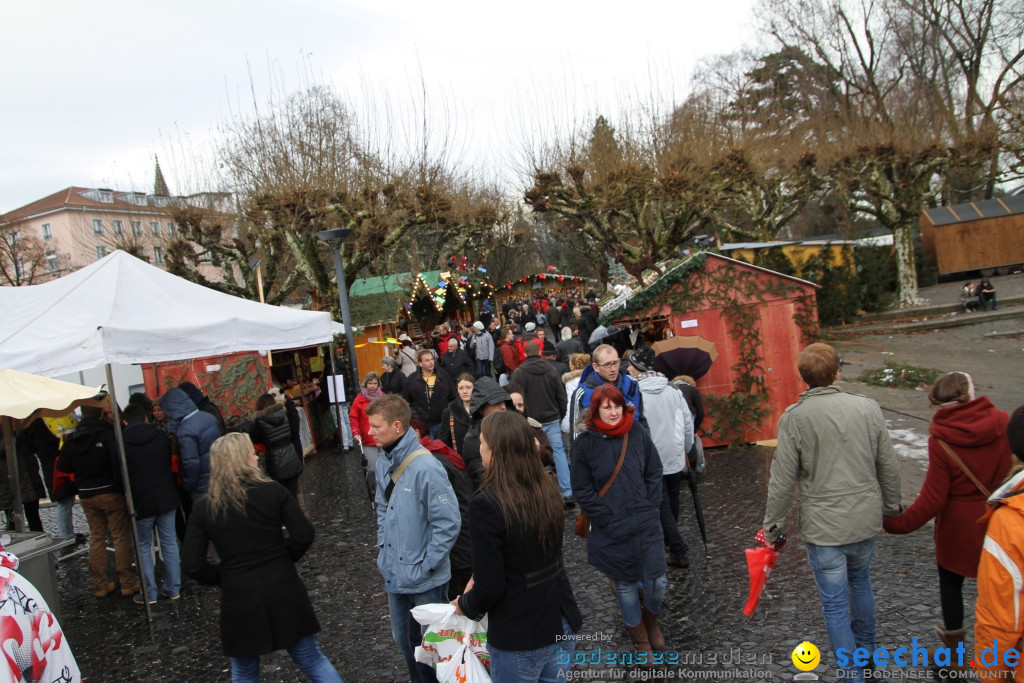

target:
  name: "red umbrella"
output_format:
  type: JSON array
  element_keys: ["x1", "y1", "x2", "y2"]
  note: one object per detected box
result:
[{"x1": 742, "y1": 533, "x2": 786, "y2": 617}]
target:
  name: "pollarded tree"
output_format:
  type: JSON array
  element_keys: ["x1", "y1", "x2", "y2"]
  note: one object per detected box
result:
[
  {"x1": 525, "y1": 111, "x2": 727, "y2": 287},
  {"x1": 166, "y1": 84, "x2": 504, "y2": 319},
  {"x1": 758, "y1": 0, "x2": 996, "y2": 306}
]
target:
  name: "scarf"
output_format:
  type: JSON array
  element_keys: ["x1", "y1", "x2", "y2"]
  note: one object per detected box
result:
[
  {"x1": 361, "y1": 386, "x2": 383, "y2": 401},
  {"x1": 591, "y1": 408, "x2": 634, "y2": 437}
]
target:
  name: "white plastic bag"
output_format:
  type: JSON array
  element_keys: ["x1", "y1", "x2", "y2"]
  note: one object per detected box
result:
[{"x1": 411, "y1": 603, "x2": 489, "y2": 683}]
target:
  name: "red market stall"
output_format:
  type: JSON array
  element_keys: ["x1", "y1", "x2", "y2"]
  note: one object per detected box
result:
[{"x1": 600, "y1": 252, "x2": 820, "y2": 447}]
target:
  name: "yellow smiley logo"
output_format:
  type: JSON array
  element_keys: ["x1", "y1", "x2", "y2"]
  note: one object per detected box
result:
[{"x1": 792, "y1": 641, "x2": 821, "y2": 671}]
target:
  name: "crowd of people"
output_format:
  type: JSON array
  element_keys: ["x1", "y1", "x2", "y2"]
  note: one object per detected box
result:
[{"x1": 7, "y1": 303, "x2": 1024, "y2": 682}]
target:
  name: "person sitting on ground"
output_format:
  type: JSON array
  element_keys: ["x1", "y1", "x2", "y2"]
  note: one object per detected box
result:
[
  {"x1": 182, "y1": 433, "x2": 343, "y2": 682},
  {"x1": 960, "y1": 282, "x2": 980, "y2": 311},
  {"x1": 977, "y1": 279, "x2": 997, "y2": 311}
]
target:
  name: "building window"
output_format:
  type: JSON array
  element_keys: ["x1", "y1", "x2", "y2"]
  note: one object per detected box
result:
[
  {"x1": 41, "y1": 223, "x2": 52, "y2": 240},
  {"x1": 95, "y1": 245, "x2": 108, "y2": 259},
  {"x1": 132, "y1": 220, "x2": 142, "y2": 236},
  {"x1": 150, "y1": 221, "x2": 160, "y2": 236},
  {"x1": 15, "y1": 258, "x2": 25, "y2": 279},
  {"x1": 166, "y1": 222, "x2": 176, "y2": 236},
  {"x1": 46, "y1": 250, "x2": 59, "y2": 272},
  {"x1": 152, "y1": 245, "x2": 165, "y2": 264},
  {"x1": 6, "y1": 231, "x2": 18, "y2": 246},
  {"x1": 92, "y1": 219, "x2": 104, "y2": 235},
  {"x1": 98, "y1": 190, "x2": 113, "y2": 203},
  {"x1": 112, "y1": 219, "x2": 124, "y2": 236}
]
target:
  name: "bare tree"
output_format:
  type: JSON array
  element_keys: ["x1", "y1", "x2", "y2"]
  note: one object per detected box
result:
[{"x1": 0, "y1": 219, "x2": 46, "y2": 286}]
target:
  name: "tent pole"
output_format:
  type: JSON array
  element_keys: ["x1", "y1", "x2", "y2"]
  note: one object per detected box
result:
[
  {"x1": 329, "y1": 342, "x2": 343, "y2": 452},
  {"x1": 2, "y1": 417, "x2": 26, "y2": 533},
  {"x1": 105, "y1": 364, "x2": 156, "y2": 634}
]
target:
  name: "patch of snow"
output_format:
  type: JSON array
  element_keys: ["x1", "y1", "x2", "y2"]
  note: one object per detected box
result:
[{"x1": 887, "y1": 425, "x2": 929, "y2": 461}]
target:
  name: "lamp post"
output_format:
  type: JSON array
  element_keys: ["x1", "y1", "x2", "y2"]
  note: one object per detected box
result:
[{"x1": 315, "y1": 229, "x2": 359, "y2": 400}]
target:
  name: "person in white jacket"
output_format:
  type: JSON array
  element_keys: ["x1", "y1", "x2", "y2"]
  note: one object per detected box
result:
[{"x1": 627, "y1": 345, "x2": 694, "y2": 568}]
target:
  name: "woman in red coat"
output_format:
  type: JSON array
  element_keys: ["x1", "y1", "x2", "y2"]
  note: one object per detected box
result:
[
  {"x1": 349, "y1": 372, "x2": 383, "y2": 501},
  {"x1": 884, "y1": 372, "x2": 1012, "y2": 653}
]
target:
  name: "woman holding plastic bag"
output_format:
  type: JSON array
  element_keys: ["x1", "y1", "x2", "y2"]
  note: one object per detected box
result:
[
  {"x1": 182, "y1": 433, "x2": 343, "y2": 682},
  {"x1": 454, "y1": 410, "x2": 582, "y2": 682}
]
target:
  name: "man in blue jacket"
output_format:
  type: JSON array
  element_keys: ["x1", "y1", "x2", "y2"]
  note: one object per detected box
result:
[
  {"x1": 567, "y1": 343, "x2": 645, "y2": 439},
  {"x1": 159, "y1": 387, "x2": 222, "y2": 499},
  {"x1": 368, "y1": 394, "x2": 460, "y2": 683}
]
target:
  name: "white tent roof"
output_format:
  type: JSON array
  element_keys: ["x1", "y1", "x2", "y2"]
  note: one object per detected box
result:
[{"x1": 0, "y1": 250, "x2": 334, "y2": 377}]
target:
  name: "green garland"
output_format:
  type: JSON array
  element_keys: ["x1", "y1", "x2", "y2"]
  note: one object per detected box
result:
[{"x1": 602, "y1": 251, "x2": 820, "y2": 446}]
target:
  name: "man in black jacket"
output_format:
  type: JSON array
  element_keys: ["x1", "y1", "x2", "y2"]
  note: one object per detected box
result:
[
  {"x1": 510, "y1": 340, "x2": 573, "y2": 505},
  {"x1": 122, "y1": 403, "x2": 181, "y2": 604},
  {"x1": 439, "y1": 337, "x2": 473, "y2": 380},
  {"x1": 58, "y1": 403, "x2": 140, "y2": 598},
  {"x1": 403, "y1": 348, "x2": 456, "y2": 441}
]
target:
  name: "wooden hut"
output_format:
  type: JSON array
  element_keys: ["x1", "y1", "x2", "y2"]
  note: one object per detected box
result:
[
  {"x1": 600, "y1": 252, "x2": 820, "y2": 448},
  {"x1": 920, "y1": 196, "x2": 1024, "y2": 276},
  {"x1": 496, "y1": 273, "x2": 592, "y2": 307},
  {"x1": 348, "y1": 273, "x2": 414, "y2": 377}
]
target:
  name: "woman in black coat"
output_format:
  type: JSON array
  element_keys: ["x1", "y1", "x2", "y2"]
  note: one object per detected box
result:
[
  {"x1": 439, "y1": 373, "x2": 475, "y2": 455},
  {"x1": 181, "y1": 433, "x2": 343, "y2": 682},
  {"x1": 570, "y1": 384, "x2": 667, "y2": 663},
  {"x1": 454, "y1": 411, "x2": 581, "y2": 682},
  {"x1": 252, "y1": 394, "x2": 304, "y2": 498}
]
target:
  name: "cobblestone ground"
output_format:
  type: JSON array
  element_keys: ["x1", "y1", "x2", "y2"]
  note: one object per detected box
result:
[{"x1": 49, "y1": 433, "x2": 960, "y2": 682}]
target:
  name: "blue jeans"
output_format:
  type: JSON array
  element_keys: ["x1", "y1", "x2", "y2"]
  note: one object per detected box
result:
[
  {"x1": 489, "y1": 617, "x2": 576, "y2": 683},
  {"x1": 614, "y1": 573, "x2": 668, "y2": 628},
  {"x1": 230, "y1": 634, "x2": 342, "y2": 682},
  {"x1": 541, "y1": 421, "x2": 572, "y2": 497},
  {"x1": 388, "y1": 584, "x2": 447, "y2": 683},
  {"x1": 56, "y1": 497, "x2": 75, "y2": 539},
  {"x1": 429, "y1": 424, "x2": 442, "y2": 441},
  {"x1": 136, "y1": 509, "x2": 181, "y2": 601},
  {"x1": 806, "y1": 538, "x2": 876, "y2": 681}
]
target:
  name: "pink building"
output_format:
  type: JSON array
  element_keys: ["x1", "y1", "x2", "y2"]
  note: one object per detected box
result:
[{"x1": 0, "y1": 164, "x2": 228, "y2": 283}]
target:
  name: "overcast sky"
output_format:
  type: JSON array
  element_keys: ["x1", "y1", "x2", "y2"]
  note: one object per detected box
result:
[{"x1": 0, "y1": 0, "x2": 758, "y2": 212}]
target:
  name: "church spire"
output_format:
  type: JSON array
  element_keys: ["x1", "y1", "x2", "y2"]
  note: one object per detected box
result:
[{"x1": 153, "y1": 155, "x2": 170, "y2": 197}]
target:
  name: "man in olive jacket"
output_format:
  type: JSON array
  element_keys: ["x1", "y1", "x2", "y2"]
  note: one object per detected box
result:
[{"x1": 762, "y1": 343, "x2": 901, "y2": 680}]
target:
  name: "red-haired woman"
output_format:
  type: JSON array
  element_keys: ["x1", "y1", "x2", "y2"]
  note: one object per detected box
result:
[{"x1": 570, "y1": 384, "x2": 667, "y2": 661}]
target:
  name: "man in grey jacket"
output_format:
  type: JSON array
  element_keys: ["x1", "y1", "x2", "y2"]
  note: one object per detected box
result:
[
  {"x1": 470, "y1": 320, "x2": 494, "y2": 379},
  {"x1": 762, "y1": 343, "x2": 902, "y2": 681},
  {"x1": 368, "y1": 394, "x2": 460, "y2": 683}
]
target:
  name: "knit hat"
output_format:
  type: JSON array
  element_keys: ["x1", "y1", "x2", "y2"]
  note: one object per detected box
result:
[
  {"x1": 473, "y1": 321, "x2": 485, "y2": 331},
  {"x1": 628, "y1": 345, "x2": 656, "y2": 373},
  {"x1": 525, "y1": 322, "x2": 536, "y2": 332},
  {"x1": 1008, "y1": 404, "x2": 1024, "y2": 457},
  {"x1": 398, "y1": 333, "x2": 412, "y2": 342}
]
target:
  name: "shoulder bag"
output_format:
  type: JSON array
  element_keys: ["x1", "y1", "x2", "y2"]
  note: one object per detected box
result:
[
  {"x1": 935, "y1": 438, "x2": 991, "y2": 498},
  {"x1": 574, "y1": 433, "x2": 629, "y2": 537}
]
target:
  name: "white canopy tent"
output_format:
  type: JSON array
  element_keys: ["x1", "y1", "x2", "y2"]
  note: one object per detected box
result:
[
  {"x1": 0, "y1": 250, "x2": 333, "y2": 377},
  {"x1": 0, "y1": 250, "x2": 335, "y2": 625}
]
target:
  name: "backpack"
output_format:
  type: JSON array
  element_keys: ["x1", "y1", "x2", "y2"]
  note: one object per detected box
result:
[{"x1": 493, "y1": 344, "x2": 508, "y2": 376}]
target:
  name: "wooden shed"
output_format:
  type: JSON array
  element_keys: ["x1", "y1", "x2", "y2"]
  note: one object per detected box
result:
[
  {"x1": 600, "y1": 252, "x2": 820, "y2": 448},
  {"x1": 920, "y1": 196, "x2": 1024, "y2": 276}
]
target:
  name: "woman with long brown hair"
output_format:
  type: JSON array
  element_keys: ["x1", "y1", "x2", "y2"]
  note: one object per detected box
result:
[
  {"x1": 571, "y1": 383, "x2": 667, "y2": 662},
  {"x1": 454, "y1": 411, "x2": 581, "y2": 682}
]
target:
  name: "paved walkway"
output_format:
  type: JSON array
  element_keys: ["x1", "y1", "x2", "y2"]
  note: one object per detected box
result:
[{"x1": 52, "y1": 440, "x2": 952, "y2": 682}]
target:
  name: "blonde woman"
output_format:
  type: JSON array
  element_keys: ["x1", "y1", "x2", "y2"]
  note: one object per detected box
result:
[{"x1": 182, "y1": 433, "x2": 343, "y2": 682}]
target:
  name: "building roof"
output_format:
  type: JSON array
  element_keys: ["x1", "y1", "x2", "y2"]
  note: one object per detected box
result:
[
  {"x1": 921, "y1": 196, "x2": 1024, "y2": 227},
  {"x1": 600, "y1": 251, "x2": 819, "y2": 323},
  {"x1": 0, "y1": 186, "x2": 232, "y2": 223}
]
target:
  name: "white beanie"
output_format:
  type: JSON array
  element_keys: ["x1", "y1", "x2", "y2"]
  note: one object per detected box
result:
[
  {"x1": 525, "y1": 322, "x2": 536, "y2": 332},
  {"x1": 473, "y1": 321, "x2": 485, "y2": 331}
]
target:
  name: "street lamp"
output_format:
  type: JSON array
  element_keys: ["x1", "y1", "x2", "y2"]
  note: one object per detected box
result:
[{"x1": 315, "y1": 229, "x2": 360, "y2": 401}]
